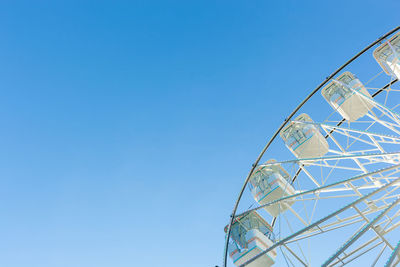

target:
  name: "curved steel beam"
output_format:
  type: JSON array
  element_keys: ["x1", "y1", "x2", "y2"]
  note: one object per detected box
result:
[{"x1": 223, "y1": 26, "x2": 400, "y2": 267}]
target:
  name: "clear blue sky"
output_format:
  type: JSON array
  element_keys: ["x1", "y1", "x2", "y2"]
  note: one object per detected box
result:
[{"x1": 0, "y1": 1, "x2": 399, "y2": 267}]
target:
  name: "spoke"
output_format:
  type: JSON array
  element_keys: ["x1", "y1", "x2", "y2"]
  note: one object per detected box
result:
[
  {"x1": 237, "y1": 164, "x2": 400, "y2": 217},
  {"x1": 321, "y1": 198, "x2": 400, "y2": 267},
  {"x1": 319, "y1": 123, "x2": 400, "y2": 143},
  {"x1": 257, "y1": 151, "x2": 400, "y2": 167},
  {"x1": 288, "y1": 187, "x2": 400, "y2": 244},
  {"x1": 239, "y1": 177, "x2": 400, "y2": 267},
  {"x1": 371, "y1": 243, "x2": 387, "y2": 267},
  {"x1": 282, "y1": 244, "x2": 308, "y2": 267},
  {"x1": 281, "y1": 212, "x2": 309, "y2": 265},
  {"x1": 330, "y1": 218, "x2": 400, "y2": 266},
  {"x1": 336, "y1": 241, "x2": 383, "y2": 266},
  {"x1": 353, "y1": 205, "x2": 394, "y2": 250}
]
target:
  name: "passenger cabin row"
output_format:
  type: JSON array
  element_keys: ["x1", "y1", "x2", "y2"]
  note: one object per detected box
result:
[
  {"x1": 226, "y1": 160, "x2": 295, "y2": 267},
  {"x1": 227, "y1": 32, "x2": 400, "y2": 267}
]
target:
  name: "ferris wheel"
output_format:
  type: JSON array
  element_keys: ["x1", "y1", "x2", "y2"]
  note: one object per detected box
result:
[{"x1": 223, "y1": 26, "x2": 400, "y2": 267}]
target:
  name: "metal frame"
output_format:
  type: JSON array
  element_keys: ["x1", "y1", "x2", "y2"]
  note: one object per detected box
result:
[{"x1": 223, "y1": 26, "x2": 400, "y2": 267}]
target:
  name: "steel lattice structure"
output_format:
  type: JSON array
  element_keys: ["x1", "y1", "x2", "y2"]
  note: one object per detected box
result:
[{"x1": 223, "y1": 26, "x2": 400, "y2": 267}]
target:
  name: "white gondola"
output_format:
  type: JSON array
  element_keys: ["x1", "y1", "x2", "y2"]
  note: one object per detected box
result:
[
  {"x1": 373, "y1": 31, "x2": 400, "y2": 79},
  {"x1": 249, "y1": 160, "x2": 295, "y2": 217},
  {"x1": 225, "y1": 211, "x2": 277, "y2": 267},
  {"x1": 280, "y1": 113, "x2": 329, "y2": 159},
  {"x1": 321, "y1": 71, "x2": 373, "y2": 121}
]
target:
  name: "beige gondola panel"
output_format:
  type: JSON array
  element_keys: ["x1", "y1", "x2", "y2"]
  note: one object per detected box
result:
[
  {"x1": 249, "y1": 160, "x2": 295, "y2": 217},
  {"x1": 321, "y1": 71, "x2": 373, "y2": 121},
  {"x1": 225, "y1": 211, "x2": 277, "y2": 267},
  {"x1": 374, "y1": 31, "x2": 400, "y2": 79},
  {"x1": 280, "y1": 113, "x2": 329, "y2": 159}
]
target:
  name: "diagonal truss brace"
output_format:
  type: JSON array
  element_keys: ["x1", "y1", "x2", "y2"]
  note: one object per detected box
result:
[
  {"x1": 239, "y1": 176, "x2": 400, "y2": 267},
  {"x1": 236, "y1": 163, "x2": 400, "y2": 217},
  {"x1": 321, "y1": 197, "x2": 400, "y2": 267}
]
